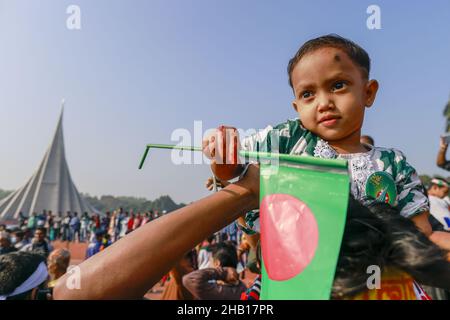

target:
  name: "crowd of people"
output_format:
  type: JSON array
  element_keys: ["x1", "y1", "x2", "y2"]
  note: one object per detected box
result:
[
  {"x1": 0, "y1": 206, "x2": 246, "y2": 300},
  {"x1": 158, "y1": 233, "x2": 255, "y2": 300},
  {"x1": 13, "y1": 208, "x2": 166, "y2": 244},
  {"x1": 0, "y1": 208, "x2": 171, "y2": 272}
]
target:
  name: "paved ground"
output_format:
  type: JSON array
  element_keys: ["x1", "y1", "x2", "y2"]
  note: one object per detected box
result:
[
  {"x1": 52, "y1": 240, "x2": 87, "y2": 265},
  {"x1": 52, "y1": 240, "x2": 257, "y2": 300}
]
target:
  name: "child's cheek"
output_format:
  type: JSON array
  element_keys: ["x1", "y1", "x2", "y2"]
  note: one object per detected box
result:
[{"x1": 298, "y1": 108, "x2": 315, "y2": 130}]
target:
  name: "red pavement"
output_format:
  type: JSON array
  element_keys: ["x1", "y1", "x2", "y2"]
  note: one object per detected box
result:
[{"x1": 52, "y1": 240, "x2": 88, "y2": 265}]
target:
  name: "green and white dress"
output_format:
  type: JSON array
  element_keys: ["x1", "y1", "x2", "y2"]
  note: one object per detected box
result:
[{"x1": 239, "y1": 118, "x2": 429, "y2": 234}]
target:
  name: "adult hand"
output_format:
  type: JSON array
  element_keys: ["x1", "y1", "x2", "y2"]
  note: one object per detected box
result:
[
  {"x1": 202, "y1": 133, "x2": 216, "y2": 160},
  {"x1": 203, "y1": 126, "x2": 245, "y2": 181},
  {"x1": 205, "y1": 176, "x2": 230, "y2": 191}
]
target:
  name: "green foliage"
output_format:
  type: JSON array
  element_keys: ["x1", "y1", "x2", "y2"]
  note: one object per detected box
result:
[
  {"x1": 0, "y1": 189, "x2": 12, "y2": 201},
  {"x1": 419, "y1": 174, "x2": 450, "y2": 189},
  {"x1": 419, "y1": 174, "x2": 432, "y2": 187},
  {"x1": 0, "y1": 188, "x2": 184, "y2": 214},
  {"x1": 81, "y1": 193, "x2": 185, "y2": 213}
]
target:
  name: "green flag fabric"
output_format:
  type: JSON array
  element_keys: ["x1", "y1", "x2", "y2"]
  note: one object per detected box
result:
[{"x1": 249, "y1": 152, "x2": 350, "y2": 300}]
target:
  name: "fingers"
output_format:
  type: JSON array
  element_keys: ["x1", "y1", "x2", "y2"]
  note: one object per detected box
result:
[
  {"x1": 205, "y1": 177, "x2": 217, "y2": 191},
  {"x1": 205, "y1": 177, "x2": 213, "y2": 188},
  {"x1": 202, "y1": 134, "x2": 216, "y2": 160},
  {"x1": 205, "y1": 176, "x2": 232, "y2": 191},
  {"x1": 203, "y1": 126, "x2": 240, "y2": 164}
]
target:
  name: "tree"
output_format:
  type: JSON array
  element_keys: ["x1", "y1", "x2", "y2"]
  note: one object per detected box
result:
[
  {"x1": 81, "y1": 193, "x2": 185, "y2": 214},
  {"x1": 0, "y1": 188, "x2": 184, "y2": 214},
  {"x1": 419, "y1": 174, "x2": 431, "y2": 187},
  {"x1": 0, "y1": 189, "x2": 12, "y2": 201}
]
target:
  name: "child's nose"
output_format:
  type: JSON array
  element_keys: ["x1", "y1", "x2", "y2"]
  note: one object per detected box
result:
[{"x1": 316, "y1": 95, "x2": 335, "y2": 112}]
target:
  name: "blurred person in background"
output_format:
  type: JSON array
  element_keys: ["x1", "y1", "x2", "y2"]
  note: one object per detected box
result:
[
  {"x1": 160, "y1": 249, "x2": 197, "y2": 300},
  {"x1": 11, "y1": 229, "x2": 29, "y2": 251},
  {"x1": 47, "y1": 248, "x2": 71, "y2": 289},
  {"x1": 21, "y1": 227, "x2": 53, "y2": 259},
  {"x1": 119, "y1": 212, "x2": 129, "y2": 239},
  {"x1": 197, "y1": 235, "x2": 215, "y2": 270},
  {"x1": 36, "y1": 210, "x2": 46, "y2": 228},
  {"x1": 69, "y1": 212, "x2": 81, "y2": 243},
  {"x1": 89, "y1": 214, "x2": 101, "y2": 242},
  {"x1": 101, "y1": 212, "x2": 111, "y2": 234},
  {"x1": 133, "y1": 212, "x2": 143, "y2": 231},
  {"x1": 237, "y1": 233, "x2": 251, "y2": 279},
  {"x1": 18, "y1": 212, "x2": 26, "y2": 228},
  {"x1": 428, "y1": 178, "x2": 450, "y2": 231},
  {"x1": 0, "y1": 231, "x2": 17, "y2": 255},
  {"x1": 437, "y1": 136, "x2": 450, "y2": 171},
  {"x1": 182, "y1": 241, "x2": 247, "y2": 300},
  {"x1": 52, "y1": 212, "x2": 62, "y2": 241},
  {"x1": 0, "y1": 252, "x2": 50, "y2": 300},
  {"x1": 27, "y1": 212, "x2": 37, "y2": 234},
  {"x1": 61, "y1": 212, "x2": 71, "y2": 241},
  {"x1": 86, "y1": 231, "x2": 105, "y2": 259},
  {"x1": 127, "y1": 213, "x2": 135, "y2": 234},
  {"x1": 80, "y1": 212, "x2": 90, "y2": 242}
]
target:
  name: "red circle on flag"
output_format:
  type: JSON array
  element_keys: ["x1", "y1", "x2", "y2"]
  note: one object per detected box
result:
[{"x1": 260, "y1": 194, "x2": 319, "y2": 281}]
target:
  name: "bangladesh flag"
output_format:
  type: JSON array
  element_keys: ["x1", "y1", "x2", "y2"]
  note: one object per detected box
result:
[{"x1": 244, "y1": 152, "x2": 350, "y2": 300}]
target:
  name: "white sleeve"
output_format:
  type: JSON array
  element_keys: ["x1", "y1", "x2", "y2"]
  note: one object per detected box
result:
[{"x1": 429, "y1": 197, "x2": 450, "y2": 230}]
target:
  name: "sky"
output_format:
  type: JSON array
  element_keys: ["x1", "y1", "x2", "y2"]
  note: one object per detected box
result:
[{"x1": 0, "y1": 0, "x2": 449, "y2": 205}]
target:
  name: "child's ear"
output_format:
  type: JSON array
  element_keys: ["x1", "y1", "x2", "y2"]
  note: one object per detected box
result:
[
  {"x1": 365, "y1": 80, "x2": 379, "y2": 108},
  {"x1": 292, "y1": 100, "x2": 299, "y2": 113}
]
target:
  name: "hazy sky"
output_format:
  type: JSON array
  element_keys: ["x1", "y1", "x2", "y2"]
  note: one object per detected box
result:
[{"x1": 1, "y1": 0, "x2": 449, "y2": 205}]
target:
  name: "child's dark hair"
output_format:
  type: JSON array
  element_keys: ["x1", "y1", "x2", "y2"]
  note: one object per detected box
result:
[
  {"x1": 332, "y1": 196, "x2": 450, "y2": 299},
  {"x1": 287, "y1": 34, "x2": 371, "y2": 89}
]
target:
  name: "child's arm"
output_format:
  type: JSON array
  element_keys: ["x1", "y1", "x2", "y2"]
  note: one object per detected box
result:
[
  {"x1": 429, "y1": 231, "x2": 450, "y2": 254},
  {"x1": 392, "y1": 150, "x2": 430, "y2": 224},
  {"x1": 410, "y1": 211, "x2": 432, "y2": 236},
  {"x1": 53, "y1": 165, "x2": 260, "y2": 300},
  {"x1": 416, "y1": 210, "x2": 450, "y2": 254}
]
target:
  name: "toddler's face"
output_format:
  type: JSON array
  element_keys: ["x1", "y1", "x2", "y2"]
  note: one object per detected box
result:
[{"x1": 291, "y1": 47, "x2": 378, "y2": 145}]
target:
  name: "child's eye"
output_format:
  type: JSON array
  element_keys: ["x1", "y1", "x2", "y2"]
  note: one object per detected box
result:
[
  {"x1": 301, "y1": 91, "x2": 313, "y2": 99},
  {"x1": 332, "y1": 81, "x2": 346, "y2": 91}
]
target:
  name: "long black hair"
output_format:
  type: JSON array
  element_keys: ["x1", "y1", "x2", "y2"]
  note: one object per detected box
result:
[{"x1": 332, "y1": 197, "x2": 450, "y2": 299}]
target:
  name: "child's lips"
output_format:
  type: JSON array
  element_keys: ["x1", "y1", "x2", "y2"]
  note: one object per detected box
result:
[{"x1": 319, "y1": 117, "x2": 340, "y2": 127}]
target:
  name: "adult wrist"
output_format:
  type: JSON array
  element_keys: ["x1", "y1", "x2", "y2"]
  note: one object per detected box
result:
[{"x1": 231, "y1": 181, "x2": 259, "y2": 212}]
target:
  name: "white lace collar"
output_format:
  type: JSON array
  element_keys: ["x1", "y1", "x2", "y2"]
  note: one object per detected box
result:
[
  {"x1": 313, "y1": 139, "x2": 374, "y2": 159},
  {"x1": 313, "y1": 139, "x2": 376, "y2": 200}
]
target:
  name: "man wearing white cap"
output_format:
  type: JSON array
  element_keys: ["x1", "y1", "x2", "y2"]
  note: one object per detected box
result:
[
  {"x1": 427, "y1": 178, "x2": 450, "y2": 231},
  {"x1": 0, "y1": 252, "x2": 49, "y2": 300}
]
